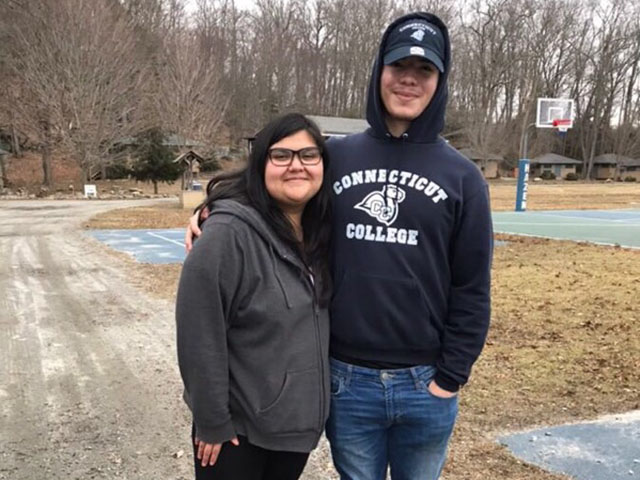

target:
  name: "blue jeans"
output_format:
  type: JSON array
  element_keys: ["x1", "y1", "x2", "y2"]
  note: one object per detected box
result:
[{"x1": 325, "y1": 358, "x2": 458, "y2": 480}]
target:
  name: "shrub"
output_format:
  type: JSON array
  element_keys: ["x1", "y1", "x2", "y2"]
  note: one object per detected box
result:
[
  {"x1": 540, "y1": 170, "x2": 556, "y2": 180},
  {"x1": 624, "y1": 176, "x2": 637, "y2": 182},
  {"x1": 565, "y1": 172, "x2": 579, "y2": 181}
]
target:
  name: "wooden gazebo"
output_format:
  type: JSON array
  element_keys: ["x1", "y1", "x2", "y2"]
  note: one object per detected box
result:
[{"x1": 173, "y1": 150, "x2": 205, "y2": 190}]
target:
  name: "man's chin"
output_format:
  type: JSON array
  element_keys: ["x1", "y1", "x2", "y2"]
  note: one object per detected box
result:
[{"x1": 389, "y1": 111, "x2": 420, "y2": 122}]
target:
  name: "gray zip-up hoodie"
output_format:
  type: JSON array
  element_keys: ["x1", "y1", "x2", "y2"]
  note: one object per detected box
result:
[{"x1": 176, "y1": 199, "x2": 330, "y2": 453}]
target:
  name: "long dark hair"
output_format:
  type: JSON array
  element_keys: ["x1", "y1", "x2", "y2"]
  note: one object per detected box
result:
[{"x1": 198, "y1": 113, "x2": 332, "y2": 304}]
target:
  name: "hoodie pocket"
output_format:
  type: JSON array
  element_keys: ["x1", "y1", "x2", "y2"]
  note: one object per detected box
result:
[
  {"x1": 331, "y1": 271, "x2": 438, "y2": 351},
  {"x1": 255, "y1": 368, "x2": 320, "y2": 434}
]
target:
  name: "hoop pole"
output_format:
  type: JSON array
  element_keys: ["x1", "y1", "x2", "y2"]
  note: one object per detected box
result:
[{"x1": 516, "y1": 123, "x2": 535, "y2": 212}]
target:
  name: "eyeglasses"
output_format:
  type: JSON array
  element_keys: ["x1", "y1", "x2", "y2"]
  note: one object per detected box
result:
[{"x1": 268, "y1": 147, "x2": 322, "y2": 166}]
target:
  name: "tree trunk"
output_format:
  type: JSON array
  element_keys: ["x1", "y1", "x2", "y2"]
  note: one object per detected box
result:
[
  {"x1": 42, "y1": 144, "x2": 53, "y2": 187},
  {"x1": 10, "y1": 120, "x2": 21, "y2": 157},
  {"x1": 153, "y1": 180, "x2": 158, "y2": 194},
  {"x1": 0, "y1": 155, "x2": 6, "y2": 190}
]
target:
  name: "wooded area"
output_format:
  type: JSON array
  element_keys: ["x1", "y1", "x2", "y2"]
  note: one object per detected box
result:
[{"x1": 1, "y1": 0, "x2": 639, "y2": 184}]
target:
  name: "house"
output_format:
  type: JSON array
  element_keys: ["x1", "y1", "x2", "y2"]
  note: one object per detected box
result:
[
  {"x1": 116, "y1": 134, "x2": 205, "y2": 150},
  {"x1": 306, "y1": 115, "x2": 369, "y2": 137},
  {"x1": 530, "y1": 153, "x2": 581, "y2": 179},
  {"x1": 593, "y1": 154, "x2": 640, "y2": 181},
  {"x1": 619, "y1": 157, "x2": 640, "y2": 181},
  {"x1": 245, "y1": 115, "x2": 369, "y2": 152},
  {"x1": 458, "y1": 148, "x2": 501, "y2": 179}
]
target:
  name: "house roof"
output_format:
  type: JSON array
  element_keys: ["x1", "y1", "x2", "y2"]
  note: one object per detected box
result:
[
  {"x1": 622, "y1": 158, "x2": 640, "y2": 167},
  {"x1": 593, "y1": 153, "x2": 638, "y2": 166},
  {"x1": 458, "y1": 148, "x2": 503, "y2": 162},
  {"x1": 117, "y1": 134, "x2": 205, "y2": 148},
  {"x1": 307, "y1": 115, "x2": 369, "y2": 136},
  {"x1": 531, "y1": 153, "x2": 581, "y2": 165}
]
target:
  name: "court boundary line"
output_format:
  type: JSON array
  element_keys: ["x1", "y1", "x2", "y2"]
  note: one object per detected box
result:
[
  {"x1": 493, "y1": 222, "x2": 638, "y2": 227},
  {"x1": 493, "y1": 230, "x2": 640, "y2": 250},
  {"x1": 146, "y1": 231, "x2": 185, "y2": 247}
]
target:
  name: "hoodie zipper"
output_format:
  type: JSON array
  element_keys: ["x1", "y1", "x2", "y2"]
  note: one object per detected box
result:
[
  {"x1": 305, "y1": 270, "x2": 325, "y2": 432},
  {"x1": 281, "y1": 254, "x2": 326, "y2": 432}
]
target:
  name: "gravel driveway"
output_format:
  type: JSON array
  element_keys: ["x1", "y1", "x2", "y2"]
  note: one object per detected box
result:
[{"x1": 0, "y1": 199, "x2": 337, "y2": 480}]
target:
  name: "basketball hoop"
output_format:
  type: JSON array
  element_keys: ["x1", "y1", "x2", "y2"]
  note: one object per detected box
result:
[{"x1": 552, "y1": 119, "x2": 571, "y2": 133}]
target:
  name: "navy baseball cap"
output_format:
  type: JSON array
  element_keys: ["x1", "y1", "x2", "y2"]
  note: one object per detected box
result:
[{"x1": 383, "y1": 19, "x2": 445, "y2": 72}]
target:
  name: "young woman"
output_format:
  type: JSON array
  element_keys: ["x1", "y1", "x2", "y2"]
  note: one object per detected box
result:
[{"x1": 176, "y1": 113, "x2": 332, "y2": 480}]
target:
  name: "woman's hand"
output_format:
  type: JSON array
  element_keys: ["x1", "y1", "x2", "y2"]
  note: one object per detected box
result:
[
  {"x1": 184, "y1": 207, "x2": 210, "y2": 252},
  {"x1": 194, "y1": 436, "x2": 239, "y2": 467},
  {"x1": 428, "y1": 380, "x2": 457, "y2": 399}
]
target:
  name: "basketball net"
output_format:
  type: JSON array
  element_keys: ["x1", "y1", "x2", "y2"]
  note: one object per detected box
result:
[{"x1": 552, "y1": 119, "x2": 571, "y2": 134}]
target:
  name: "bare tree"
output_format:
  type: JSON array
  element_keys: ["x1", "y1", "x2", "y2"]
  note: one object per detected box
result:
[
  {"x1": 2, "y1": 0, "x2": 149, "y2": 182},
  {"x1": 152, "y1": 28, "x2": 229, "y2": 150}
]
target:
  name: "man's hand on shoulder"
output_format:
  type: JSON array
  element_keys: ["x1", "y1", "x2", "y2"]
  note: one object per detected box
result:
[{"x1": 185, "y1": 207, "x2": 210, "y2": 252}]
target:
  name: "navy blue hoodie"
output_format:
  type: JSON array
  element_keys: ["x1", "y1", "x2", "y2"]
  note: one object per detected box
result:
[{"x1": 327, "y1": 12, "x2": 493, "y2": 392}]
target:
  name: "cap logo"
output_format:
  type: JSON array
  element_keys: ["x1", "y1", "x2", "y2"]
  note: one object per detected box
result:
[
  {"x1": 399, "y1": 22, "x2": 438, "y2": 36},
  {"x1": 410, "y1": 46, "x2": 425, "y2": 57},
  {"x1": 411, "y1": 30, "x2": 425, "y2": 42}
]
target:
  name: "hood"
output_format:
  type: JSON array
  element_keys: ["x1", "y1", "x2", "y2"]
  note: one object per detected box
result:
[
  {"x1": 366, "y1": 12, "x2": 451, "y2": 143},
  {"x1": 209, "y1": 199, "x2": 299, "y2": 263}
]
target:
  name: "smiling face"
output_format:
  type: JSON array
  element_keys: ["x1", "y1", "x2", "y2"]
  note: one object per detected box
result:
[
  {"x1": 380, "y1": 56, "x2": 439, "y2": 136},
  {"x1": 264, "y1": 129, "x2": 324, "y2": 214}
]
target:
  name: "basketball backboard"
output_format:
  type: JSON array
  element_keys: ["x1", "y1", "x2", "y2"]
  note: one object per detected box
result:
[{"x1": 536, "y1": 98, "x2": 574, "y2": 128}]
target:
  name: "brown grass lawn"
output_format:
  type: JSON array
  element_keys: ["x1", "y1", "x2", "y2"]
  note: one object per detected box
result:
[
  {"x1": 85, "y1": 181, "x2": 640, "y2": 231},
  {"x1": 86, "y1": 181, "x2": 640, "y2": 480}
]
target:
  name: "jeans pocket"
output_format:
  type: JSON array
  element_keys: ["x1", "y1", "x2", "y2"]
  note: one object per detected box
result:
[
  {"x1": 414, "y1": 367, "x2": 457, "y2": 400},
  {"x1": 424, "y1": 383, "x2": 458, "y2": 400},
  {"x1": 330, "y1": 373, "x2": 345, "y2": 396}
]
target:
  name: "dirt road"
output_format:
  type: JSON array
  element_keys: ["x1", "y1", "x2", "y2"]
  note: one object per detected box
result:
[
  {"x1": 0, "y1": 199, "x2": 335, "y2": 480},
  {"x1": 0, "y1": 199, "x2": 196, "y2": 479}
]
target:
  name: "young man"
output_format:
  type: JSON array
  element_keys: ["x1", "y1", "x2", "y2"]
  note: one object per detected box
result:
[
  {"x1": 323, "y1": 11, "x2": 492, "y2": 480},
  {"x1": 186, "y1": 12, "x2": 492, "y2": 480}
]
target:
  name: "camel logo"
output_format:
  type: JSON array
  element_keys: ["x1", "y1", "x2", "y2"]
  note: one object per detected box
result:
[
  {"x1": 355, "y1": 185, "x2": 406, "y2": 226},
  {"x1": 411, "y1": 29, "x2": 425, "y2": 42}
]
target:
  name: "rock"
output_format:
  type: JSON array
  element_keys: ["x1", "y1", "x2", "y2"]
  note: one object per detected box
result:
[{"x1": 172, "y1": 450, "x2": 184, "y2": 459}]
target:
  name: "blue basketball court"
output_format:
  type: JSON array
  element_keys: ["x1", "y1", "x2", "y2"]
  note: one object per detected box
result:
[
  {"x1": 88, "y1": 229, "x2": 186, "y2": 264},
  {"x1": 492, "y1": 209, "x2": 640, "y2": 249},
  {"x1": 88, "y1": 208, "x2": 640, "y2": 265}
]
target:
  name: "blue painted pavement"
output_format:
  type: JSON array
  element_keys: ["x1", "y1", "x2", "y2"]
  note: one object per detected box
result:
[
  {"x1": 88, "y1": 229, "x2": 186, "y2": 264},
  {"x1": 499, "y1": 411, "x2": 640, "y2": 480}
]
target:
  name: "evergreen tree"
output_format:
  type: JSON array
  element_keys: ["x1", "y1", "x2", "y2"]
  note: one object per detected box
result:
[{"x1": 130, "y1": 128, "x2": 181, "y2": 194}]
